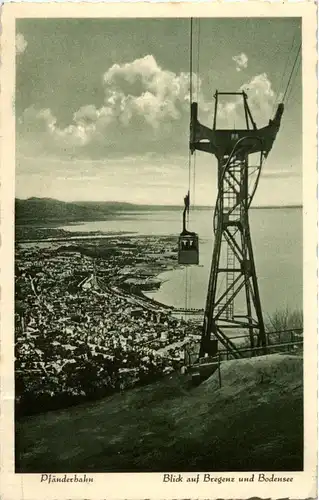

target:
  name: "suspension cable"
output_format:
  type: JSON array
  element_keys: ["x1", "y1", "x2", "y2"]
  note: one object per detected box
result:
[
  {"x1": 196, "y1": 18, "x2": 201, "y2": 102},
  {"x1": 192, "y1": 153, "x2": 196, "y2": 210},
  {"x1": 189, "y1": 18, "x2": 193, "y2": 114},
  {"x1": 184, "y1": 267, "x2": 188, "y2": 320},
  {"x1": 285, "y1": 56, "x2": 301, "y2": 106},
  {"x1": 273, "y1": 30, "x2": 297, "y2": 111},
  {"x1": 187, "y1": 17, "x2": 193, "y2": 225},
  {"x1": 282, "y1": 43, "x2": 301, "y2": 103},
  {"x1": 184, "y1": 17, "x2": 194, "y2": 315},
  {"x1": 192, "y1": 18, "x2": 200, "y2": 210},
  {"x1": 188, "y1": 18, "x2": 201, "y2": 313}
]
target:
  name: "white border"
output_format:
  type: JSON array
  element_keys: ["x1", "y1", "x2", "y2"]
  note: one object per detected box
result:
[{"x1": 1, "y1": 3, "x2": 317, "y2": 499}]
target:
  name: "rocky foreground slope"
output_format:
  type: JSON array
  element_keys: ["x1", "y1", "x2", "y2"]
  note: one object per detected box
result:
[{"x1": 16, "y1": 353, "x2": 303, "y2": 472}]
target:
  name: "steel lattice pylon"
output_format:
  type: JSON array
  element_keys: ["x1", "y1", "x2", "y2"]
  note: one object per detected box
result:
[{"x1": 190, "y1": 91, "x2": 284, "y2": 359}]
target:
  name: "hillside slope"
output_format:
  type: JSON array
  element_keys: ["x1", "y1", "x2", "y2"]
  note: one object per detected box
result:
[
  {"x1": 15, "y1": 198, "x2": 185, "y2": 224},
  {"x1": 15, "y1": 197, "x2": 111, "y2": 223},
  {"x1": 16, "y1": 354, "x2": 303, "y2": 472}
]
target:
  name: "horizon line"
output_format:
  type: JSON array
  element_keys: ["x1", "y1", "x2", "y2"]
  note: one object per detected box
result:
[{"x1": 15, "y1": 196, "x2": 303, "y2": 209}]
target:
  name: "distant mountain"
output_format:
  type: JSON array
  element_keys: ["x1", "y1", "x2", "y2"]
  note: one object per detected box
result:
[
  {"x1": 15, "y1": 197, "x2": 111, "y2": 224},
  {"x1": 15, "y1": 197, "x2": 302, "y2": 224},
  {"x1": 15, "y1": 198, "x2": 187, "y2": 224},
  {"x1": 72, "y1": 201, "x2": 186, "y2": 211}
]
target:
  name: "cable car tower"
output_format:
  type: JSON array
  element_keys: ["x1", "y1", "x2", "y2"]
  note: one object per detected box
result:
[{"x1": 189, "y1": 93, "x2": 284, "y2": 359}]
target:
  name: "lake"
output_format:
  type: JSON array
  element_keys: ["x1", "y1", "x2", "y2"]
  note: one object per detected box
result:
[{"x1": 62, "y1": 207, "x2": 303, "y2": 318}]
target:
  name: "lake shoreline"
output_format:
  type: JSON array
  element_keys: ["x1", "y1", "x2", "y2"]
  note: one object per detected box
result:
[{"x1": 15, "y1": 206, "x2": 302, "y2": 316}]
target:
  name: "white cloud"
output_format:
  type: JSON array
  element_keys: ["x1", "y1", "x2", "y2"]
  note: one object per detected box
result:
[
  {"x1": 101, "y1": 54, "x2": 193, "y2": 131},
  {"x1": 241, "y1": 73, "x2": 275, "y2": 119},
  {"x1": 18, "y1": 56, "x2": 277, "y2": 158},
  {"x1": 16, "y1": 33, "x2": 27, "y2": 55},
  {"x1": 232, "y1": 53, "x2": 248, "y2": 72},
  {"x1": 18, "y1": 55, "x2": 197, "y2": 157},
  {"x1": 216, "y1": 73, "x2": 276, "y2": 128}
]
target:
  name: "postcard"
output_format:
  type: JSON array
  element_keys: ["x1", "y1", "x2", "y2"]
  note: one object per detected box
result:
[{"x1": 0, "y1": 2, "x2": 317, "y2": 499}]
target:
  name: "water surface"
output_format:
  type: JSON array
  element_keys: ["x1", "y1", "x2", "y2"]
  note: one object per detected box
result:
[{"x1": 62, "y1": 208, "x2": 302, "y2": 317}]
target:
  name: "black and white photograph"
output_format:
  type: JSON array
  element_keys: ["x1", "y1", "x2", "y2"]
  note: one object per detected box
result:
[{"x1": 1, "y1": 3, "x2": 317, "y2": 498}]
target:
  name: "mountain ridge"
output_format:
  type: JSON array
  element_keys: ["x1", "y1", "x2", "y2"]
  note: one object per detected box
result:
[{"x1": 15, "y1": 197, "x2": 302, "y2": 224}]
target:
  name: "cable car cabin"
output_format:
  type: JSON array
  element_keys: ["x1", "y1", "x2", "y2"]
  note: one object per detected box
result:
[{"x1": 178, "y1": 233, "x2": 199, "y2": 265}]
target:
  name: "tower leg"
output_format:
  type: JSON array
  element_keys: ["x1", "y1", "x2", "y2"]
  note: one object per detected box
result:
[
  {"x1": 199, "y1": 219, "x2": 223, "y2": 358},
  {"x1": 199, "y1": 154, "x2": 266, "y2": 359}
]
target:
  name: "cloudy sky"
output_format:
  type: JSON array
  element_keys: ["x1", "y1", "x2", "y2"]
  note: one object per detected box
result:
[{"x1": 16, "y1": 17, "x2": 302, "y2": 206}]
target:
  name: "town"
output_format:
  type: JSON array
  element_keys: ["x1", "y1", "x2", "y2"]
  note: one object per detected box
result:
[{"x1": 15, "y1": 235, "x2": 200, "y2": 415}]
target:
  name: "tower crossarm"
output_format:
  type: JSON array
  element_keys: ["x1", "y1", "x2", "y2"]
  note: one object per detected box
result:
[{"x1": 190, "y1": 101, "x2": 284, "y2": 158}]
